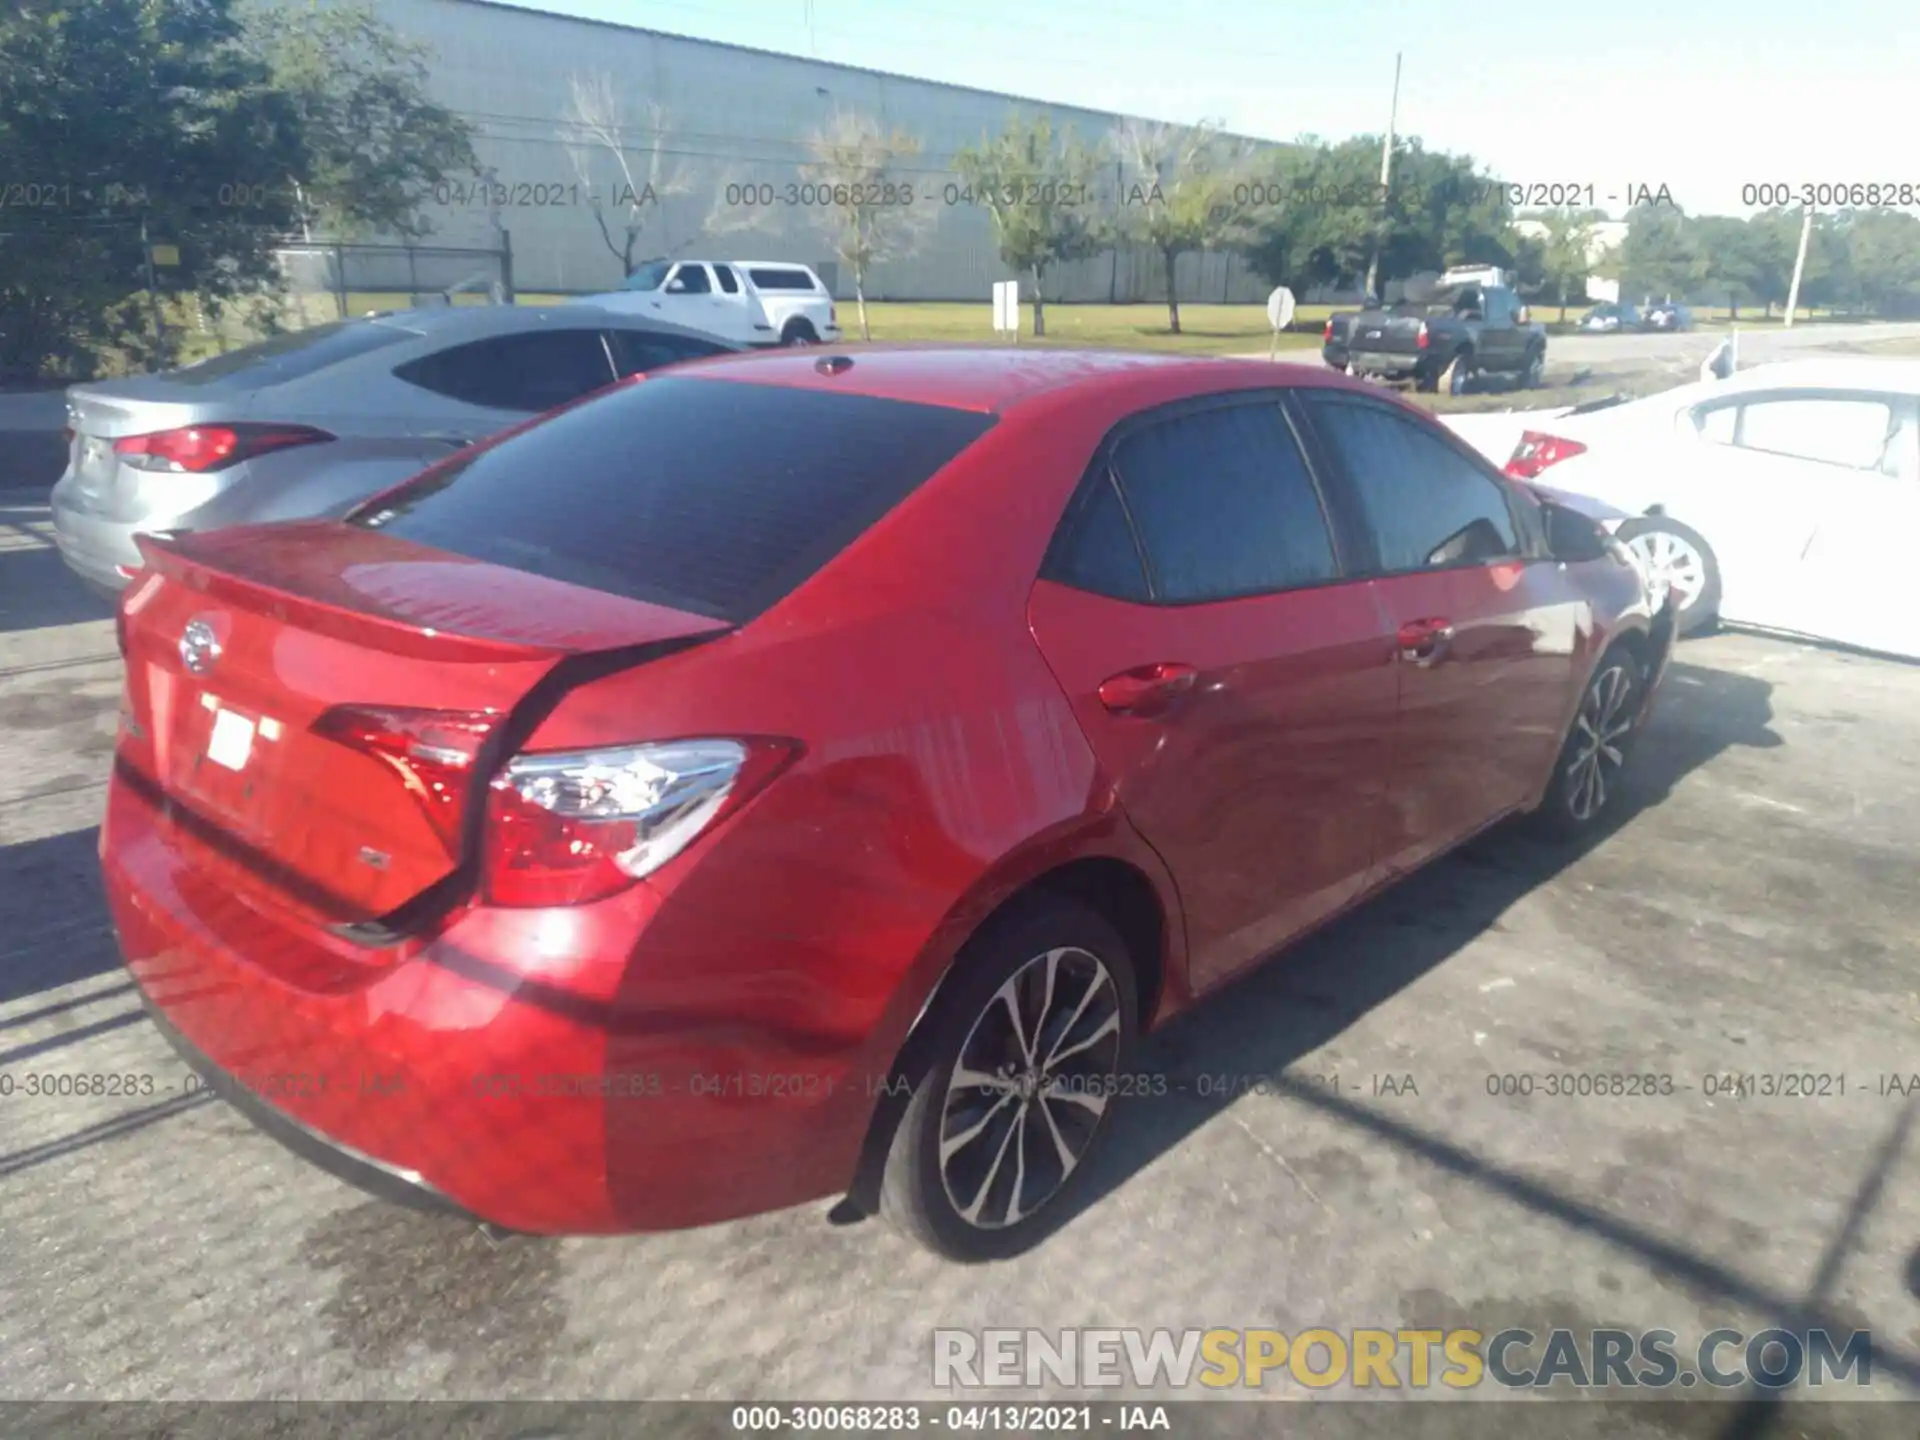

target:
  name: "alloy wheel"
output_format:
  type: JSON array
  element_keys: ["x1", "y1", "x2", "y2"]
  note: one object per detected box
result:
[
  {"x1": 938, "y1": 946, "x2": 1122, "y2": 1230},
  {"x1": 1566, "y1": 663, "x2": 1635, "y2": 822},
  {"x1": 1623, "y1": 528, "x2": 1707, "y2": 613}
]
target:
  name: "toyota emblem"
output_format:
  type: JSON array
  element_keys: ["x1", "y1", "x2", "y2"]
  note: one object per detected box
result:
[{"x1": 179, "y1": 618, "x2": 221, "y2": 675}]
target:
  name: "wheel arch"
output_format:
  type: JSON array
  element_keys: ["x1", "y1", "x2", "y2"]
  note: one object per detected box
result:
[{"x1": 835, "y1": 841, "x2": 1182, "y2": 1219}]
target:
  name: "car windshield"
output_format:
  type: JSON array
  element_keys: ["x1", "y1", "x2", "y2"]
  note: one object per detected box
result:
[{"x1": 625, "y1": 261, "x2": 672, "y2": 291}]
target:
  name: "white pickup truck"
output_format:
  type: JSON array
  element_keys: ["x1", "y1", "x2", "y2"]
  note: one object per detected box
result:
[{"x1": 578, "y1": 259, "x2": 841, "y2": 348}]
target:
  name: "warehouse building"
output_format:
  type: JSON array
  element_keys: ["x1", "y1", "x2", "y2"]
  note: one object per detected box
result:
[{"x1": 362, "y1": 0, "x2": 1284, "y2": 302}]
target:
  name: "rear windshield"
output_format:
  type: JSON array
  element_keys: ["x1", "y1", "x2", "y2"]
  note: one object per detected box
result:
[
  {"x1": 748, "y1": 268, "x2": 820, "y2": 291},
  {"x1": 164, "y1": 319, "x2": 414, "y2": 386},
  {"x1": 349, "y1": 376, "x2": 996, "y2": 622}
]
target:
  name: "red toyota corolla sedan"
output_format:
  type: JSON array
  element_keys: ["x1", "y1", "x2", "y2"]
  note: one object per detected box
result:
[{"x1": 103, "y1": 347, "x2": 1674, "y2": 1261}]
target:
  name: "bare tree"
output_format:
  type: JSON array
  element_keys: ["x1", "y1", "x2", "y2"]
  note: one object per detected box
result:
[
  {"x1": 1114, "y1": 119, "x2": 1258, "y2": 333},
  {"x1": 800, "y1": 110, "x2": 936, "y2": 340},
  {"x1": 563, "y1": 72, "x2": 693, "y2": 280}
]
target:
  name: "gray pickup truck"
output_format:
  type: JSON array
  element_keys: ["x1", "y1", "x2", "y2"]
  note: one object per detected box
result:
[{"x1": 1323, "y1": 269, "x2": 1547, "y2": 394}]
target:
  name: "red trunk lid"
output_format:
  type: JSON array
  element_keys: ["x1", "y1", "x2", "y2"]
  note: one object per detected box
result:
[{"x1": 116, "y1": 522, "x2": 732, "y2": 923}]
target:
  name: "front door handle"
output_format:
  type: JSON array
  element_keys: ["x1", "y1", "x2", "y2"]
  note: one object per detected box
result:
[
  {"x1": 1098, "y1": 662, "x2": 1199, "y2": 717},
  {"x1": 1397, "y1": 618, "x2": 1455, "y2": 666}
]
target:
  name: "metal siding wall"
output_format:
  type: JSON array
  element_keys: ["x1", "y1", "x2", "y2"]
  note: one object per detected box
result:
[{"x1": 358, "y1": 0, "x2": 1282, "y2": 301}]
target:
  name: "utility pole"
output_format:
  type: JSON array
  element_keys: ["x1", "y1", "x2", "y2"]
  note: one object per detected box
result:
[
  {"x1": 1362, "y1": 51, "x2": 1402, "y2": 303},
  {"x1": 1783, "y1": 205, "x2": 1814, "y2": 329}
]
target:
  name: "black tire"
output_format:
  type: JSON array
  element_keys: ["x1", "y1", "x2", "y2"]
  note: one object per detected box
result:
[
  {"x1": 1520, "y1": 345, "x2": 1546, "y2": 389},
  {"x1": 780, "y1": 320, "x2": 819, "y2": 347},
  {"x1": 880, "y1": 894, "x2": 1139, "y2": 1262},
  {"x1": 1413, "y1": 360, "x2": 1442, "y2": 393},
  {"x1": 1443, "y1": 348, "x2": 1476, "y2": 396},
  {"x1": 1613, "y1": 515, "x2": 1721, "y2": 636},
  {"x1": 1532, "y1": 647, "x2": 1646, "y2": 839}
]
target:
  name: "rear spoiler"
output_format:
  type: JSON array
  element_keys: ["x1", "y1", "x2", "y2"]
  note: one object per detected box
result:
[{"x1": 131, "y1": 530, "x2": 573, "y2": 665}]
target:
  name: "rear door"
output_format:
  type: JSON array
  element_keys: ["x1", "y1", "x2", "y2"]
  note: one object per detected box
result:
[
  {"x1": 1681, "y1": 389, "x2": 1901, "y2": 627},
  {"x1": 1766, "y1": 393, "x2": 1920, "y2": 654},
  {"x1": 1027, "y1": 394, "x2": 1399, "y2": 993},
  {"x1": 1293, "y1": 391, "x2": 1584, "y2": 873},
  {"x1": 1475, "y1": 289, "x2": 1524, "y2": 372},
  {"x1": 708, "y1": 264, "x2": 768, "y2": 343}
]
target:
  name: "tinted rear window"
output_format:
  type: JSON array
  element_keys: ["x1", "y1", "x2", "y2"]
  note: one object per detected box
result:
[
  {"x1": 165, "y1": 320, "x2": 413, "y2": 386},
  {"x1": 350, "y1": 377, "x2": 996, "y2": 622},
  {"x1": 748, "y1": 269, "x2": 820, "y2": 291}
]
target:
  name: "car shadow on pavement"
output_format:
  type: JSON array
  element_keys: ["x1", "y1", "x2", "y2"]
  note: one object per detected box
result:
[
  {"x1": 0, "y1": 828, "x2": 125, "y2": 1010},
  {"x1": 0, "y1": 499, "x2": 115, "y2": 634},
  {"x1": 1006, "y1": 657, "x2": 1920, "y2": 1417}
]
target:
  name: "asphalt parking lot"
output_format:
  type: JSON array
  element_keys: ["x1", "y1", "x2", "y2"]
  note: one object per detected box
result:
[{"x1": 4, "y1": 482, "x2": 1920, "y2": 1424}]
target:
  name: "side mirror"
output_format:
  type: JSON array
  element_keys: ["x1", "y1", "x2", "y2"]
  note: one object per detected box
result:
[
  {"x1": 1541, "y1": 502, "x2": 1609, "y2": 564},
  {"x1": 665, "y1": 278, "x2": 687, "y2": 293}
]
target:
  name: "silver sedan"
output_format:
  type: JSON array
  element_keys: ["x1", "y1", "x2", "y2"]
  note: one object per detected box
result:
[{"x1": 50, "y1": 304, "x2": 736, "y2": 595}]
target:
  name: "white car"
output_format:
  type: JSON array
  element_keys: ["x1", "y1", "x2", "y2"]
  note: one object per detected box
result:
[
  {"x1": 1448, "y1": 359, "x2": 1920, "y2": 659},
  {"x1": 578, "y1": 259, "x2": 840, "y2": 348}
]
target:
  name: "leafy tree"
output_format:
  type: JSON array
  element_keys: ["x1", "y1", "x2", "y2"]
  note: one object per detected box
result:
[
  {"x1": 0, "y1": 0, "x2": 304, "y2": 377},
  {"x1": 1240, "y1": 137, "x2": 1513, "y2": 298},
  {"x1": 1837, "y1": 208, "x2": 1920, "y2": 317},
  {"x1": 1692, "y1": 214, "x2": 1763, "y2": 316},
  {"x1": 1528, "y1": 209, "x2": 1603, "y2": 321},
  {"x1": 1617, "y1": 202, "x2": 1706, "y2": 302},
  {"x1": 953, "y1": 111, "x2": 1106, "y2": 337},
  {"x1": 563, "y1": 73, "x2": 690, "y2": 279},
  {"x1": 799, "y1": 110, "x2": 935, "y2": 340},
  {"x1": 1114, "y1": 119, "x2": 1256, "y2": 333},
  {"x1": 240, "y1": 1, "x2": 476, "y2": 241}
]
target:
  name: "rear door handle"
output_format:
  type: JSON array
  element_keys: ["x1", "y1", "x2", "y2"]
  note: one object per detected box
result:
[
  {"x1": 1397, "y1": 618, "x2": 1455, "y2": 666},
  {"x1": 1097, "y1": 662, "x2": 1199, "y2": 717}
]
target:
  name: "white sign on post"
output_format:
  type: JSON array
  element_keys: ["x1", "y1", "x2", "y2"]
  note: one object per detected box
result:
[
  {"x1": 992, "y1": 280, "x2": 1019, "y2": 338},
  {"x1": 1265, "y1": 286, "x2": 1297, "y2": 361}
]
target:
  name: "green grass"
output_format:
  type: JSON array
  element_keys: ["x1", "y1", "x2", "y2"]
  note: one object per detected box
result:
[{"x1": 148, "y1": 289, "x2": 1895, "y2": 373}]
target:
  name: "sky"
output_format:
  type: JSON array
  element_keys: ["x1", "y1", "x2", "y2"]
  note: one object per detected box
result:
[{"x1": 480, "y1": 0, "x2": 1914, "y2": 221}]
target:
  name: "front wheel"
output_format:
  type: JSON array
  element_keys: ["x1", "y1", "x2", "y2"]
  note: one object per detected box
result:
[
  {"x1": 1534, "y1": 650, "x2": 1645, "y2": 838},
  {"x1": 1614, "y1": 515, "x2": 1720, "y2": 636},
  {"x1": 880, "y1": 895, "x2": 1138, "y2": 1262}
]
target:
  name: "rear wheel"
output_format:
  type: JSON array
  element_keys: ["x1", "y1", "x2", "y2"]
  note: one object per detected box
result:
[
  {"x1": 880, "y1": 895, "x2": 1138, "y2": 1262},
  {"x1": 1534, "y1": 649, "x2": 1645, "y2": 838},
  {"x1": 781, "y1": 320, "x2": 819, "y2": 347},
  {"x1": 1520, "y1": 346, "x2": 1546, "y2": 389},
  {"x1": 1615, "y1": 515, "x2": 1720, "y2": 636},
  {"x1": 1443, "y1": 349, "x2": 1476, "y2": 395}
]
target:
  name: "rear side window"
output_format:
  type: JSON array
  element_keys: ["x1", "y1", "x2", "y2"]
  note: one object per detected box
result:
[
  {"x1": 1302, "y1": 395, "x2": 1520, "y2": 573},
  {"x1": 605, "y1": 328, "x2": 731, "y2": 376},
  {"x1": 1046, "y1": 472, "x2": 1150, "y2": 601},
  {"x1": 166, "y1": 320, "x2": 412, "y2": 386},
  {"x1": 394, "y1": 329, "x2": 616, "y2": 412},
  {"x1": 1108, "y1": 402, "x2": 1339, "y2": 602},
  {"x1": 352, "y1": 377, "x2": 996, "y2": 622},
  {"x1": 749, "y1": 268, "x2": 820, "y2": 292}
]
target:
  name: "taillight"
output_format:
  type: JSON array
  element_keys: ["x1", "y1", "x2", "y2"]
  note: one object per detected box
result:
[
  {"x1": 1505, "y1": 431, "x2": 1588, "y2": 479},
  {"x1": 1323, "y1": 319, "x2": 1334, "y2": 341},
  {"x1": 312, "y1": 705, "x2": 501, "y2": 849},
  {"x1": 1416, "y1": 321, "x2": 1430, "y2": 350},
  {"x1": 114, "y1": 423, "x2": 333, "y2": 474},
  {"x1": 483, "y1": 737, "x2": 798, "y2": 908}
]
